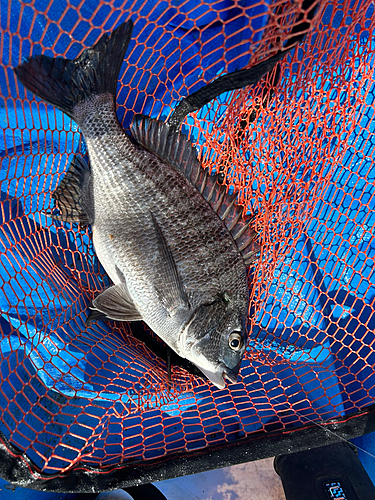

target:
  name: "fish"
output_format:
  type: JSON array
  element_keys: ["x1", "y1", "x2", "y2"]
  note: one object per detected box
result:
[{"x1": 14, "y1": 20, "x2": 286, "y2": 389}]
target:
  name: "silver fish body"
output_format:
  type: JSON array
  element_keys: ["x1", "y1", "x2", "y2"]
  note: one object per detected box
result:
[
  {"x1": 79, "y1": 95, "x2": 249, "y2": 387},
  {"x1": 14, "y1": 20, "x2": 261, "y2": 388}
]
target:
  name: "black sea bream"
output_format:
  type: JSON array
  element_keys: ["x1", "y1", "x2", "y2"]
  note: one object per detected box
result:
[{"x1": 15, "y1": 20, "x2": 272, "y2": 388}]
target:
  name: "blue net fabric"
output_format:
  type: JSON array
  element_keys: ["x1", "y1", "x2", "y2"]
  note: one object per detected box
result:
[{"x1": 0, "y1": 0, "x2": 375, "y2": 480}]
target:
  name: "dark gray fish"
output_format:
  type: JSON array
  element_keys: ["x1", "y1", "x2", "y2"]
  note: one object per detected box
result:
[{"x1": 15, "y1": 21, "x2": 276, "y2": 388}]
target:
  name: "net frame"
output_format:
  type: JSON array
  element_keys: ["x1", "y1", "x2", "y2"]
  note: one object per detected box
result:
[{"x1": 0, "y1": 406, "x2": 375, "y2": 491}]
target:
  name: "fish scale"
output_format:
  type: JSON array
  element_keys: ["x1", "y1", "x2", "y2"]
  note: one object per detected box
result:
[
  {"x1": 15, "y1": 19, "x2": 262, "y2": 387},
  {"x1": 83, "y1": 100, "x2": 248, "y2": 370},
  {"x1": 80, "y1": 96, "x2": 245, "y2": 301}
]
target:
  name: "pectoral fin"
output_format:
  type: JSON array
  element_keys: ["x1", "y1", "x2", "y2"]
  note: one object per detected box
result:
[
  {"x1": 150, "y1": 212, "x2": 190, "y2": 316},
  {"x1": 87, "y1": 283, "x2": 142, "y2": 323}
]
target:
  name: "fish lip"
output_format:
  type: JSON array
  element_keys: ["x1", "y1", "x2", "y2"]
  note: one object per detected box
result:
[{"x1": 223, "y1": 368, "x2": 239, "y2": 385}]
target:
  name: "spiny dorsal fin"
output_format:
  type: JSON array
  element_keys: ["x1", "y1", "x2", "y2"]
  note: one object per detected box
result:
[{"x1": 130, "y1": 115, "x2": 260, "y2": 266}]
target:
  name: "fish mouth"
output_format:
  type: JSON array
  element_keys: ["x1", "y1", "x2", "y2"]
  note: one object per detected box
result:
[
  {"x1": 194, "y1": 363, "x2": 239, "y2": 389},
  {"x1": 223, "y1": 368, "x2": 239, "y2": 385}
]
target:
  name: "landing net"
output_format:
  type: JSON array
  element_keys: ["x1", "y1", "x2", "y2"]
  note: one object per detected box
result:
[{"x1": 1, "y1": 0, "x2": 375, "y2": 490}]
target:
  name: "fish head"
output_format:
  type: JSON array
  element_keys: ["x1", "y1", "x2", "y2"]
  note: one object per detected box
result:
[{"x1": 180, "y1": 292, "x2": 248, "y2": 389}]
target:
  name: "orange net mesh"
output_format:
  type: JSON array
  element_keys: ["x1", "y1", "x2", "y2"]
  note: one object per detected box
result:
[{"x1": 1, "y1": 0, "x2": 375, "y2": 484}]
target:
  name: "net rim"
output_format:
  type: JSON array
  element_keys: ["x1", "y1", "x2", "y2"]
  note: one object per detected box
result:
[{"x1": 1, "y1": 404, "x2": 374, "y2": 492}]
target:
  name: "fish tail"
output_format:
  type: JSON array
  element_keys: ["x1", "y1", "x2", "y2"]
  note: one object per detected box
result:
[{"x1": 14, "y1": 20, "x2": 133, "y2": 123}]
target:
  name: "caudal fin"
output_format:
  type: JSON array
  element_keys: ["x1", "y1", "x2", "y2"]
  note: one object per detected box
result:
[{"x1": 15, "y1": 20, "x2": 133, "y2": 122}]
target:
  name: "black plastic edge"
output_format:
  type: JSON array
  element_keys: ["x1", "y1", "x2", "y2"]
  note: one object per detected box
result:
[
  {"x1": 125, "y1": 483, "x2": 168, "y2": 500},
  {"x1": 0, "y1": 405, "x2": 375, "y2": 493}
]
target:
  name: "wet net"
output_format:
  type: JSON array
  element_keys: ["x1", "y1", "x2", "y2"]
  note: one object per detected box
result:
[{"x1": 1, "y1": 0, "x2": 375, "y2": 491}]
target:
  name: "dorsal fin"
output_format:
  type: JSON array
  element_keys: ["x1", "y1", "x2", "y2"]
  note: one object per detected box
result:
[{"x1": 130, "y1": 115, "x2": 260, "y2": 266}]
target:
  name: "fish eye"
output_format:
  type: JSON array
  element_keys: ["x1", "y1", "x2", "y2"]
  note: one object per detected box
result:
[{"x1": 228, "y1": 331, "x2": 243, "y2": 351}]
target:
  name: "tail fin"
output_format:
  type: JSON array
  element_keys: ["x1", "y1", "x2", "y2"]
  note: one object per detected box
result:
[{"x1": 14, "y1": 20, "x2": 133, "y2": 121}]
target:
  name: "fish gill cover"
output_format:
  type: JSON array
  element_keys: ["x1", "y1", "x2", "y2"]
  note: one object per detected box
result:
[{"x1": 0, "y1": 0, "x2": 375, "y2": 491}]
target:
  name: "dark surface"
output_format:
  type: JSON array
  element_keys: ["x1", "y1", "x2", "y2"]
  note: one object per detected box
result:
[
  {"x1": 126, "y1": 483, "x2": 167, "y2": 500},
  {"x1": 275, "y1": 441, "x2": 375, "y2": 500},
  {"x1": 129, "y1": 321, "x2": 208, "y2": 379}
]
